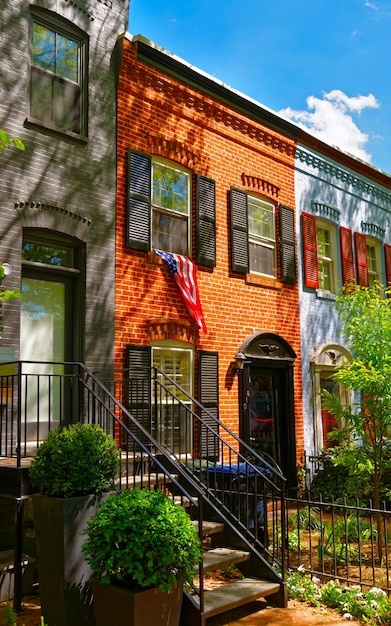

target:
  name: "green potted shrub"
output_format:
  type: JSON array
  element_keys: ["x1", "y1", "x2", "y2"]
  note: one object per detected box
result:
[
  {"x1": 29, "y1": 423, "x2": 121, "y2": 626},
  {"x1": 82, "y1": 488, "x2": 202, "y2": 626}
]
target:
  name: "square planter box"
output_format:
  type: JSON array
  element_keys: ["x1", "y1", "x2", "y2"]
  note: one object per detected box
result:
[{"x1": 92, "y1": 580, "x2": 183, "y2": 626}]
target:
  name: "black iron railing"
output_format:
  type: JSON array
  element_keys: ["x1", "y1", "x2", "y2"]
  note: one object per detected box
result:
[
  {"x1": 0, "y1": 361, "x2": 287, "y2": 615},
  {"x1": 285, "y1": 494, "x2": 391, "y2": 594}
]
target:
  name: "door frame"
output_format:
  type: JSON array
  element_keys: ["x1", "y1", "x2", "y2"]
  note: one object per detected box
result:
[{"x1": 237, "y1": 331, "x2": 297, "y2": 495}]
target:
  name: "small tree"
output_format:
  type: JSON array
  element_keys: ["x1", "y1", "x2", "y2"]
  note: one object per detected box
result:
[{"x1": 323, "y1": 283, "x2": 391, "y2": 560}]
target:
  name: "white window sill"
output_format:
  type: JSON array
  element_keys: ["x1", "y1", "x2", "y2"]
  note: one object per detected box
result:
[{"x1": 316, "y1": 289, "x2": 336, "y2": 301}]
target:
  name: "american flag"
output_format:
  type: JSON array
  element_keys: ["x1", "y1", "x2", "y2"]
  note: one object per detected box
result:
[{"x1": 153, "y1": 249, "x2": 207, "y2": 333}]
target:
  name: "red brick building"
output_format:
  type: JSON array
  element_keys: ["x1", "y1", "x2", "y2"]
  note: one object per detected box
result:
[{"x1": 116, "y1": 34, "x2": 303, "y2": 492}]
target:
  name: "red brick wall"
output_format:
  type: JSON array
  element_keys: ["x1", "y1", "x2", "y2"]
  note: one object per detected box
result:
[{"x1": 116, "y1": 37, "x2": 304, "y2": 463}]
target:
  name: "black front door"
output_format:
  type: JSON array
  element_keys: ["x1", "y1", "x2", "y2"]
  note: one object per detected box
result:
[{"x1": 241, "y1": 364, "x2": 296, "y2": 493}]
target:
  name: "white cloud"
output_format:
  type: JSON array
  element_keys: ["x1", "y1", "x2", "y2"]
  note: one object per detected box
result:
[
  {"x1": 279, "y1": 90, "x2": 379, "y2": 163},
  {"x1": 364, "y1": 1, "x2": 378, "y2": 9}
]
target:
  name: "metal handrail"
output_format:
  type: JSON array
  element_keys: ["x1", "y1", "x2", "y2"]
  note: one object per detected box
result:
[{"x1": 0, "y1": 360, "x2": 287, "y2": 610}]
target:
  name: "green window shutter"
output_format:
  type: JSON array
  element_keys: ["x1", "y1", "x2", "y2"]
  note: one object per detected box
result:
[
  {"x1": 279, "y1": 205, "x2": 297, "y2": 283},
  {"x1": 196, "y1": 174, "x2": 216, "y2": 267},
  {"x1": 230, "y1": 187, "x2": 249, "y2": 274},
  {"x1": 198, "y1": 350, "x2": 219, "y2": 461},
  {"x1": 302, "y1": 212, "x2": 319, "y2": 288},
  {"x1": 354, "y1": 232, "x2": 369, "y2": 287},
  {"x1": 127, "y1": 150, "x2": 151, "y2": 250},
  {"x1": 125, "y1": 345, "x2": 152, "y2": 444},
  {"x1": 340, "y1": 226, "x2": 355, "y2": 286}
]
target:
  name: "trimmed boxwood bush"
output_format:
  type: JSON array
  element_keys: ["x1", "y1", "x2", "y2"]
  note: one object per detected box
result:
[
  {"x1": 29, "y1": 423, "x2": 120, "y2": 497},
  {"x1": 82, "y1": 488, "x2": 202, "y2": 593}
]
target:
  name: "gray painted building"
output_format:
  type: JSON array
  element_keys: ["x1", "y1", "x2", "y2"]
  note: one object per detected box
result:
[{"x1": 0, "y1": 0, "x2": 129, "y2": 375}]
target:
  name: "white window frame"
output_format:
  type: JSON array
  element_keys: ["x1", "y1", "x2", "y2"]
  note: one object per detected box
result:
[
  {"x1": 151, "y1": 159, "x2": 191, "y2": 255},
  {"x1": 366, "y1": 237, "x2": 382, "y2": 288},
  {"x1": 316, "y1": 220, "x2": 337, "y2": 294},
  {"x1": 247, "y1": 195, "x2": 276, "y2": 278},
  {"x1": 311, "y1": 344, "x2": 353, "y2": 456},
  {"x1": 152, "y1": 341, "x2": 194, "y2": 454}
]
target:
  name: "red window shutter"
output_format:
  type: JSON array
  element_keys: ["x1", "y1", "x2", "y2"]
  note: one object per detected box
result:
[
  {"x1": 302, "y1": 212, "x2": 318, "y2": 288},
  {"x1": 385, "y1": 244, "x2": 391, "y2": 295},
  {"x1": 354, "y1": 232, "x2": 369, "y2": 287},
  {"x1": 340, "y1": 226, "x2": 355, "y2": 287}
]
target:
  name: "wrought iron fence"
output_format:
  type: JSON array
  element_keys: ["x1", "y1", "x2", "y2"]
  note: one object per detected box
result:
[{"x1": 285, "y1": 495, "x2": 391, "y2": 594}]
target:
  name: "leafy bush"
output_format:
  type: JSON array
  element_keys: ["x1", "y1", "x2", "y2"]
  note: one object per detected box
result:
[
  {"x1": 29, "y1": 423, "x2": 120, "y2": 497},
  {"x1": 82, "y1": 488, "x2": 202, "y2": 593},
  {"x1": 288, "y1": 508, "x2": 322, "y2": 531}
]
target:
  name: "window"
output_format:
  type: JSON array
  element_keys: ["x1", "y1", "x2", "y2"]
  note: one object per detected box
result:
[
  {"x1": 248, "y1": 196, "x2": 276, "y2": 277},
  {"x1": 153, "y1": 345, "x2": 193, "y2": 453},
  {"x1": 151, "y1": 161, "x2": 190, "y2": 255},
  {"x1": 29, "y1": 10, "x2": 87, "y2": 136},
  {"x1": 320, "y1": 376, "x2": 339, "y2": 449},
  {"x1": 230, "y1": 188, "x2": 296, "y2": 283},
  {"x1": 311, "y1": 345, "x2": 353, "y2": 455},
  {"x1": 317, "y1": 223, "x2": 336, "y2": 292},
  {"x1": 355, "y1": 233, "x2": 385, "y2": 288},
  {"x1": 126, "y1": 344, "x2": 219, "y2": 459},
  {"x1": 367, "y1": 241, "x2": 381, "y2": 287},
  {"x1": 127, "y1": 150, "x2": 216, "y2": 266},
  {"x1": 302, "y1": 213, "x2": 338, "y2": 293}
]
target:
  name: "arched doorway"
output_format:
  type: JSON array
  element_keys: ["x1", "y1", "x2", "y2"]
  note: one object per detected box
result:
[{"x1": 238, "y1": 331, "x2": 297, "y2": 494}]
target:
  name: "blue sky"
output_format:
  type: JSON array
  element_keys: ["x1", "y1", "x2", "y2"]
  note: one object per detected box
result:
[{"x1": 128, "y1": 0, "x2": 391, "y2": 175}]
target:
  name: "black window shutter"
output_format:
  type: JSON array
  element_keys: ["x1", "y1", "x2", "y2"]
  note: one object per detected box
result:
[
  {"x1": 198, "y1": 350, "x2": 219, "y2": 461},
  {"x1": 127, "y1": 150, "x2": 151, "y2": 250},
  {"x1": 196, "y1": 174, "x2": 216, "y2": 267},
  {"x1": 125, "y1": 345, "x2": 152, "y2": 444},
  {"x1": 230, "y1": 187, "x2": 249, "y2": 273},
  {"x1": 279, "y1": 205, "x2": 297, "y2": 283}
]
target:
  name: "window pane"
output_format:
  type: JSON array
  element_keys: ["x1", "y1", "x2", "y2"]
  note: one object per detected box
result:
[
  {"x1": 22, "y1": 242, "x2": 74, "y2": 267},
  {"x1": 56, "y1": 34, "x2": 78, "y2": 82},
  {"x1": 152, "y1": 210, "x2": 188, "y2": 255},
  {"x1": 248, "y1": 198, "x2": 274, "y2": 241},
  {"x1": 249, "y1": 241, "x2": 275, "y2": 276},
  {"x1": 320, "y1": 377, "x2": 339, "y2": 448},
  {"x1": 33, "y1": 24, "x2": 56, "y2": 72},
  {"x1": 317, "y1": 225, "x2": 335, "y2": 292},
  {"x1": 367, "y1": 244, "x2": 378, "y2": 287},
  {"x1": 53, "y1": 79, "x2": 80, "y2": 133},
  {"x1": 152, "y1": 163, "x2": 189, "y2": 215},
  {"x1": 317, "y1": 228, "x2": 331, "y2": 258},
  {"x1": 30, "y1": 69, "x2": 52, "y2": 122},
  {"x1": 318, "y1": 259, "x2": 332, "y2": 291}
]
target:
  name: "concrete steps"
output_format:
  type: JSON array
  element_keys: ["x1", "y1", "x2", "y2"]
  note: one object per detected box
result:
[
  {"x1": 193, "y1": 578, "x2": 281, "y2": 619},
  {"x1": 182, "y1": 515, "x2": 284, "y2": 625}
]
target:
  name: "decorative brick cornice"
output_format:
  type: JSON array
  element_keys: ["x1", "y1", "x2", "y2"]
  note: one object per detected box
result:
[
  {"x1": 62, "y1": 0, "x2": 94, "y2": 20},
  {"x1": 147, "y1": 318, "x2": 197, "y2": 343},
  {"x1": 312, "y1": 202, "x2": 340, "y2": 222},
  {"x1": 14, "y1": 201, "x2": 92, "y2": 227},
  {"x1": 127, "y1": 60, "x2": 295, "y2": 159},
  {"x1": 361, "y1": 221, "x2": 385, "y2": 239},
  {"x1": 296, "y1": 147, "x2": 391, "y2": 207},
  {"x1": 241, "y1": 173, "x2": 280, "y2": 198}
]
